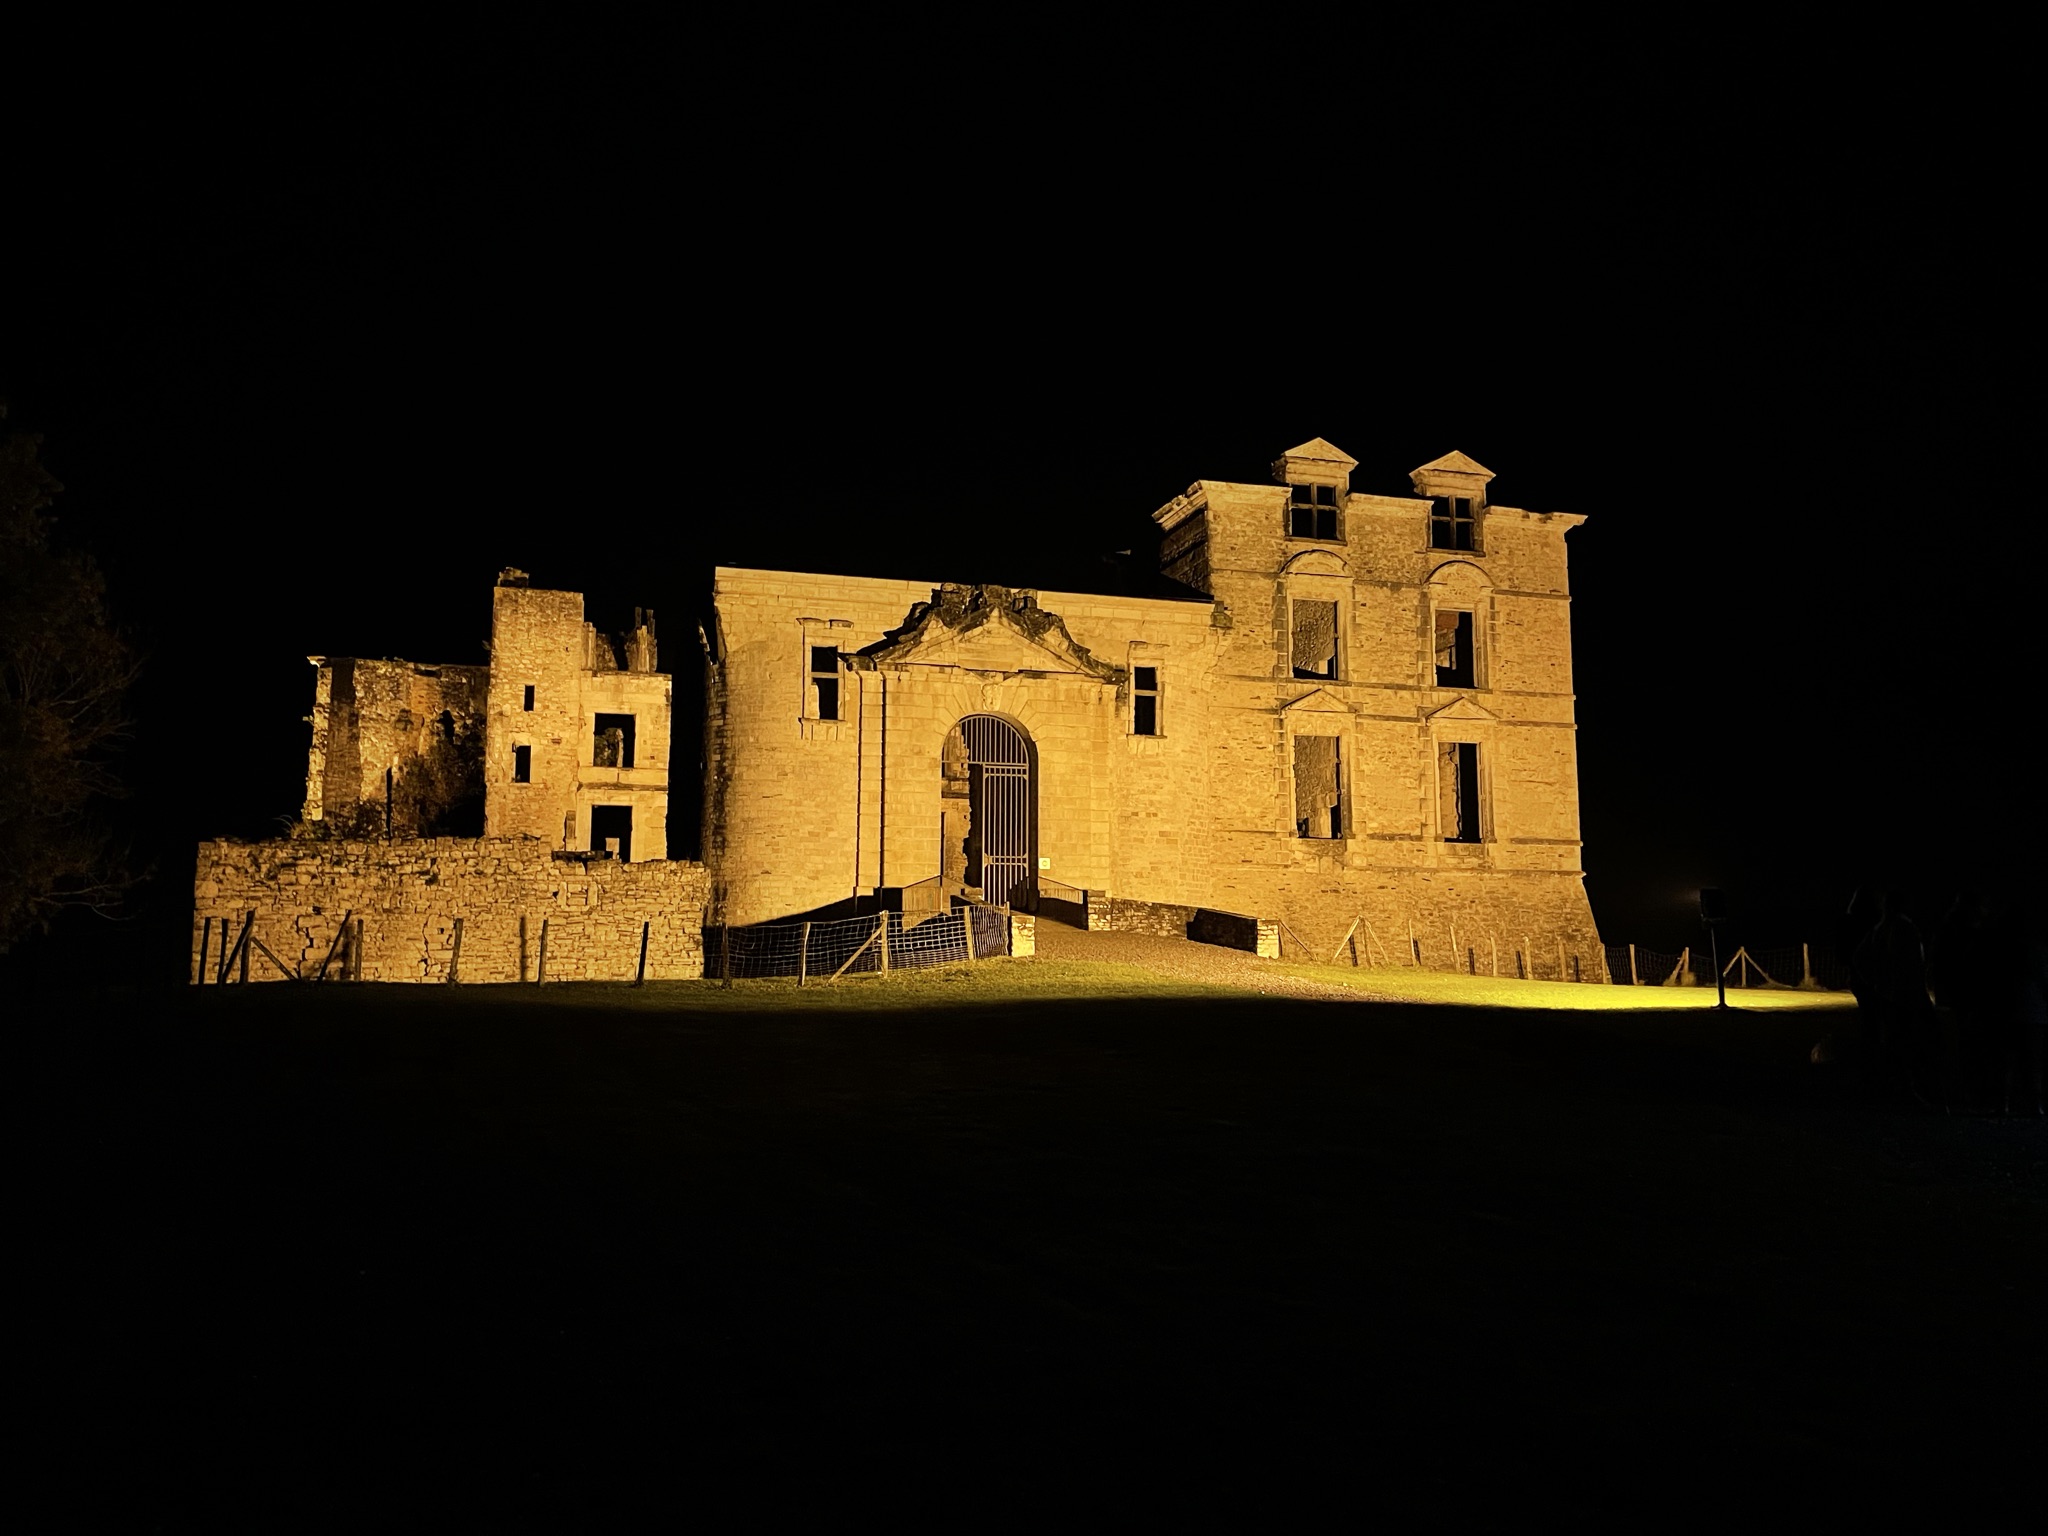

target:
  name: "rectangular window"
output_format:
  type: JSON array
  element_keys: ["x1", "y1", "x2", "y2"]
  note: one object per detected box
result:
[
  {"x1": 1294, "y1": 735, "x2": 1343, "y2": 839},
  {"x1": 592, "y1": 713, "x2": 636, "y2": 768},
  {"x1": 1133, "y1": 666, "x2": 1160, "y2": 736},
  {"x1": 512, "y1": 744, "x2": 531, "y2": 783},
  {"x1": 1288, "y1": 483, "x2": 1341, "y2": 541},
  {"x1": 1434, "y1": 610, "x2": 1475, "y2": 688},
  {"x1": 1291, "y1": 600, "x2": 1339, "y2": 680},
  {"x1": 590, "y1": 804, "x2": 633, "y2": 863},
  {"x1": 1430, "y1": 496, "x2": 1478, "y2": 551},
  {"x1": 1439, "y1": 742, "x2": 1482, "y2": 842},
  {"x1": 522, "y1": 684, "x2": 535, "y2": 711},
  {"x1": 810, "y1": 646, "x2": 840, "y2": 721}
]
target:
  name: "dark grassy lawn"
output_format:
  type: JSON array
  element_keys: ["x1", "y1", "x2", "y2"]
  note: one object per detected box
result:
[{"x1": 19, "y1": 973, "x2": 2045, "y2": 1523}]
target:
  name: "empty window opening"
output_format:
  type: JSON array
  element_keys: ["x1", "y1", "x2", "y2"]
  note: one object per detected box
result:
[
  {"x1": 512, "y1": 744, "x2": 532, "y2": 783},
  {"x1": 1291, "y1": 600, "x2": 1339, "y2": 680},
  {"x1": 437, "y1": 709, "x2": 456, "y2": 744},
  {"x1": 1431, "y1": 496, "x2": 1478, "y2": 551},
  {"x1": 810, "y1": 646, "x2": 840, "y2": 721},
  {"x1": 522, "y1": 684, "x2": 535, "y2": 712},
  {"x1": 1439, "y1": 742, "x2": 1482, "y2": 843},
  {"x1": 1288, "y1": 483, "x2": 1340, "y2": 540},
  {"x1": 590, "y1": 804, "x2": 633, "y2": 863},
  {"x1": 1295, "y1": 735, "x2": 1343, "y2": 839},
  {"x1": 593, "y1": 713, "x2": 636, "y2": 769},
  {"x1": 1434, "y1": 610, "x2": 1476, "y2": 688},
  {"x1": 1133, "y1": 666, "x2": 1160, "y2": 736}
]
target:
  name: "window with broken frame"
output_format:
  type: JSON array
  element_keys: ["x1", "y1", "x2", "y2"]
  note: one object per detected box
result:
[
  {"x1": 1291, "y1": 599, "x2": 1340, "y2": 680},
  {"x1": 1294, "y1": 734, "x2": 1344, "y2": 839},
  {"x1": 1132, "y1": 666, "x2": 1161, "y2": 736},
  {"x1": 1438, "y1": 741, "x2": 1483, "y2": 842},
  {"x1": 809, "y1": 645, "x2": 841, "y2": 721}
]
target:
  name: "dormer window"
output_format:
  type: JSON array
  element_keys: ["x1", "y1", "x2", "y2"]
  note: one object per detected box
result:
[
  {"x1": 1430, "y1": 496, "x2": 1479, "y2": 551},
  {"x1": 1288, "y1": 483, "x2": 1341, "y2": 541}
]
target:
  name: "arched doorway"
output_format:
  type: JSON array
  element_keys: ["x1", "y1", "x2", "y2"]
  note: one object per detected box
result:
[{"x1": 941, "y1": 715, "x2": 1036, "y2": 908}]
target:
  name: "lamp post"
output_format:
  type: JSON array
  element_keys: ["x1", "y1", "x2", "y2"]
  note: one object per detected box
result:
[{"x1": 1699, "y1": 887, "x2": 1729, "y2": 1010}]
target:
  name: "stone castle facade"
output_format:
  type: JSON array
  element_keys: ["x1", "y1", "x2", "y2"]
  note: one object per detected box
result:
[
  {"x1": 704, "y1": 439, "x2": 1603, "y2": 976},
  {"x1": 195, "y1": 436, "x2": 1602, "y2": 983}
]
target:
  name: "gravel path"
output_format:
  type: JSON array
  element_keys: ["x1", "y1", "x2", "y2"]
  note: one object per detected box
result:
[{"x1": 1029, "y1": 919, "x2": 1400, "y2": 1002}]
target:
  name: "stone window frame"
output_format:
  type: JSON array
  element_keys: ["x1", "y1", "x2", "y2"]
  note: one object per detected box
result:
[
  {"x1": 1286, "y1": 720, "x2": 1352, "y2": 842},
  {"x1": 1128, "y1": 643, "x2": 1166, "y2": 738},
  {"x1": 1429, "y1": 733, "x2": 1493, "y2": 846},
  {"x1": 1284, "y1": 481, "x2": 1344, "y2": 543},
  {"x1": 796, "y1": 617, "x2": 853, "y2": 730},
  {"x1": 1280, "y1": 559, "x2": 1354, "y2": 684},
  {"x1": 1424, "y1": 561, "x2": 1494, "y2": 693},
  {"x1": 1428, "y1": 494, "x2": 1483, "y2": 554}
]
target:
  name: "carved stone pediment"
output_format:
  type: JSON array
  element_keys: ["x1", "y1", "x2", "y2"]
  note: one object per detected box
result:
[
  {"x1": 1425, "y1": 696, "x2": 1498, "y2": 724},
  {"x1": 1282, "y1": 687, "x2": 1353, "y2": 715},
  {"x1": 856, "y1": 585, "x2": 1123, "y2": 681}
]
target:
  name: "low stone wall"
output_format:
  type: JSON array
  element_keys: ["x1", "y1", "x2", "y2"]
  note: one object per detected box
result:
[
  {"x1": 1097, "y1": 896, "x2": 1200, "y2": 939},
  {"x1": 1188, "y1": 908, "x2": 1281, "y2": 959},
  {"x1": 193, "y1": 837, "x2": 710, "y2": 984}
]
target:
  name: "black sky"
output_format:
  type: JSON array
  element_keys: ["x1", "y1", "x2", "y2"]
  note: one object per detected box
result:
[{"x1": 8, "y1": 20, "x2": 2037, "y2": 974}]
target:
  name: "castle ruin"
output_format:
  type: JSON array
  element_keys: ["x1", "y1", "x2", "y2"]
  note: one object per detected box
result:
[{"x1": 195, "y1": 437, "x2": 1602, "y2": 983}]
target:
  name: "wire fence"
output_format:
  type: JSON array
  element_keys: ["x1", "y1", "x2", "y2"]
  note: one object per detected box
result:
[
  {"x1": 1601, "y1": 941, "x2": 1850, "y2": 991},
  {"x1": 706, "y1": 904, "x2": 1011, "y2": 983}
]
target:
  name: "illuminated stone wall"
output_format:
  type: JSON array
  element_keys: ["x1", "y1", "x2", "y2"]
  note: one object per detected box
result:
[
  {"x1": 704, "y1": 440, "x2": 1604, "y2": 975},
  {"x1": 192, "y1": 837, "x2": 708, "y2": 984},
  {"x1": 303, "y1": 659, "x2": 488, "y2": 837},
  {"x1": 482, "y1": 582, "x2": 672, "y2": 858}
]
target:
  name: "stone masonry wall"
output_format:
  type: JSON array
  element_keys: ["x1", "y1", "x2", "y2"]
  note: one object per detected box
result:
[{"x1": 193, "y1": 837, "x2": 710, "y2": 984}]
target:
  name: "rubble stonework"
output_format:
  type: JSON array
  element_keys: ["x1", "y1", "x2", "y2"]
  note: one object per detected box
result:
[
  {"x1": 194, "y1": 838, "x2": 708, "y2": 983},
  {"x1": 702, "y1": 439, "x2": 1605, "y2": 975},
  {"x1": 198, "y1": 572, "x2": 701, "y2": 985},
  {"x1": 303, "y1": 659, "x2": 488, "y2": 838}
]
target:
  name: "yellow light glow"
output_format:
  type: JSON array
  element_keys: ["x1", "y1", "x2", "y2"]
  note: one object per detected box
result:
[{"x1": 1268, "y1": 964, "x2": 1856, "y2": 1012}]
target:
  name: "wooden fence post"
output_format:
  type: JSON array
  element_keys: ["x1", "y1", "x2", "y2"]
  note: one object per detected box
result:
[
  {"x1": 635, "y1": 921, "x2": 650, "y2": 986},
  {"x1": 720, "y1": 923, "x2": 731, "y2": 988},
  {"x1": 1490, "y1": 936, "x2": 1498, "y2": 978},
  {"x1": 316, "y1": 912, "x2": 352, "y2": 982},
  {"x1": 878, "y1": 912, "x2": 891, "y2": 975},
  {"x1": 538, "y1": 918, "x2": 552, "y2": 984},
  {"x1": 239, "y1": 912, "x2": 253, "y2": 984},
  {"x1": 960, "y1": 910, "x2": 975, "y2": 962},
  {"x1": 1801, "y1": 941, "x2": 1813, "y2": 987},
  {"x1": 1628, "y1": 943, "x2": 1639, "y2": 986},
  {"x1": 799, "y1": 920, "x2": 812, "y2": 984}
]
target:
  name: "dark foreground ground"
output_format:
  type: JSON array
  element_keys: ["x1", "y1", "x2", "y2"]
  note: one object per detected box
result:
[{"x1": 19, "y1": 971, "x2": 2046, "y2": 1525}]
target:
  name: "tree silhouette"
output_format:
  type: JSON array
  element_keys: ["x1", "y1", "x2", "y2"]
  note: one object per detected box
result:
[{"x1": 0, "y1": 406, "x2": 138, "y2": 950}]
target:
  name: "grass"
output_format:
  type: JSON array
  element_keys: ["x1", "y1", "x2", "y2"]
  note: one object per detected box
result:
[
  {"x1": 18, "y1": 966, "x2": 2042, "y2": 1523},
  {"x1": 1266, "y1": 959, "x2": 1858, "y2": 1010}
]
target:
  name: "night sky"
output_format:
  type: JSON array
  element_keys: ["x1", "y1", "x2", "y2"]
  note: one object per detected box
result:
[{"x1": 9, "y1": 22, "x2": 2036, "y2": 975}]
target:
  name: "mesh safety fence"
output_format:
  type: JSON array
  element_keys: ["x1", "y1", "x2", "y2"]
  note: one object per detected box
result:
[{"x1": 707, "y1": 906, "x2": 1005, "y2": 981}]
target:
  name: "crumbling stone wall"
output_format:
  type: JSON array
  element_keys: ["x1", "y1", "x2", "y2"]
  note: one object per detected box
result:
[
  {"x1": 303, "y1": 659, "x2": 488, "y2": 838},
  {"x1": 193, "y1": 837, "x2": 709, "y2": 984}
]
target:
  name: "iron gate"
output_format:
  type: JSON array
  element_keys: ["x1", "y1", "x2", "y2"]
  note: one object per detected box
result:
[{"x1": 962, "y1": 715, "x2": 1033, "y2": 908}]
